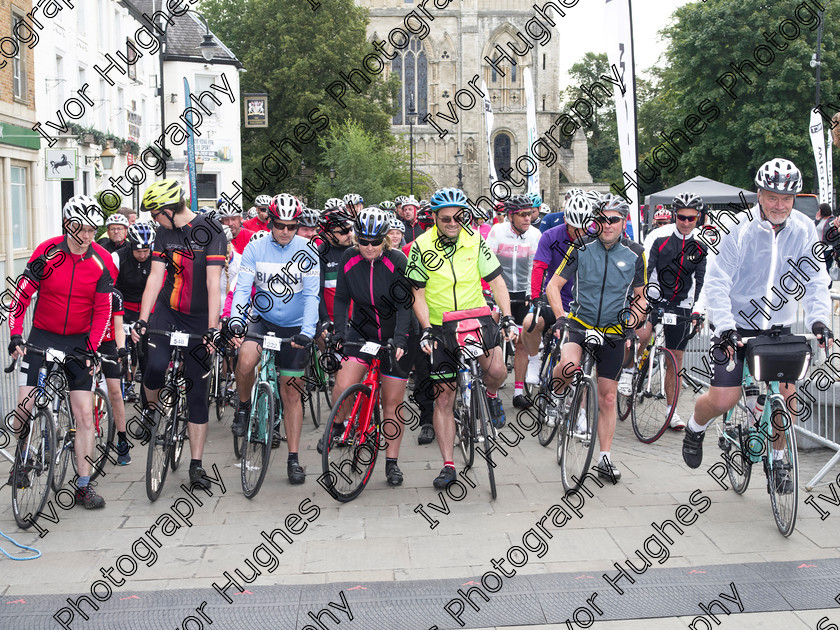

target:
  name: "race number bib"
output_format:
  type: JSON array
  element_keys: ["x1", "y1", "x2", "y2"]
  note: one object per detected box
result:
[
  {"x1": 663, "y1": 313, "x2": 677, "y2": 326},
  {"x1": 262, "y1": 335, "x2": 282, "y2": 351},
  {"x1": 360, "y1": 341, "x2": 381, "y2": 355},
  {"x1": 170, "y1": 332, "x2": 189, "y2": 347}
]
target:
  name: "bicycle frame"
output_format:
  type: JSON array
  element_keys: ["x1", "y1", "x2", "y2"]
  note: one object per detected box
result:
[{"x1": 338, "y1": 356, "x2": 381, "y2": 444}]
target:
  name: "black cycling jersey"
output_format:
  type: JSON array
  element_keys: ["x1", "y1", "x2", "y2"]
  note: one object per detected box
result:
[
  {"x1": 333, "y1": 247, "x2": 412, "y2": 346},
  {"x1": 97, "y1": 236, "x2": 129, "y2": 254},
  {"x1": 646, "y1": 225, "x2": 707, "y2": 309},
  {"x1": 318, "y1": 240, "x2": 351, "y2": 322},
  {"x1": 115, "y1": 247, "x2": 151, "y2": 309},
  {"x1": 401, "y1": 218, "x2": 426, "y2": 244}
]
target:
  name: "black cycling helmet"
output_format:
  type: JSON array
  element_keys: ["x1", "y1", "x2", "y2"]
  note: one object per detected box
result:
[{"x1": 504, "y1": 194, "x2": 534, "y2": 214}]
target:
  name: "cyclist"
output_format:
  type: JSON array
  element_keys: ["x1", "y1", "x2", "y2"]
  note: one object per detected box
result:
[
  {"x1": 229, "y1": 193, "x2": 319, "y2": 485},
  {"x1": 114, "y1": 221, "x2": 154, "y2": 392},
  {"x1": 8, "y1": 195, "x2": 117, "y2": 508},
  {"x1": 319, "y1": 204, "x2": 355, "y2": 333},
  {"x1": 97, "y1": 213, "x2": 131, "y2": 253},
  {"x1": 627, "y1": 193, "x2": 708, "y2": 430},
  {"x1": 99, "y1": 287, "x2": 132, "y2": 465},
  {"x1": 329, "y1": 207, "x2": 413, "y2": 485},
  {"x1": 486, "y1": 194, "x2": 542, "y2": 410},
  {"x1": 546, "y1": 193, "x2": 647, "y2": 482},
  {"x1": 406, "y1": 187, "x2": 517, "y2": 488},
  {"x1": 131, "y1": 179, "x2": 227, "y2": 491},
  {"x1": 387, "y1": 216, "x2": 406, "y2": 249},
  {"x1": 541, "y1": 189, "x2": 582, "y2": 233},
  {"x1": 417, "y1": 204, "x2": 434, "y2": 231},
  {"x1": 394, "y1": 195, "x2": 407, "y2": 218},
  {"x1": 379, "y1": 200, "x2": 396, "y2": 212},
  {"x1": 242, "y1": 195, "x2": 271, "y2": 232},
  {"x1": 652, "y1": 205, "x2": 672, "y2": 229},
  {"x1": 519, "y1": 193, "x2": 595, "y2": 403},
  {"x1": 217, "y1": 201, "x2": 253, "y2": 255},
  {"x1": 682, "y1": 159, "x2": 834, "y2": 493},
  {"x1": 343, "y1": 193, "x2": 364, "y2": 218},
  {"x1": 400, "y1": 196, "x2": 426, "y2": 243},
  {"x1": 298, "y1": 206, "x2": 320, "y2": 242}
]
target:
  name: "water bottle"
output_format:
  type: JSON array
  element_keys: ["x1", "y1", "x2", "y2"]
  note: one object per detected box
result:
[
  {"x1": 744, "y1": 384, "x2": 760, "y2": 420},
  {"x1": 752, "y1": 394, "x2": 766, "y2": 421},
  {"x1": 459, "y1": 367, "x2": 471, "y2": 410}
]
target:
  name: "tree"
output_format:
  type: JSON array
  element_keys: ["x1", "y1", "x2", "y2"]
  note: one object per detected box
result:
[
  {"x1": 199, "y1": 0, "x2": 399, "y2": 202},
  {"x1": 644, "y1": 0, "x2": 840, "y2": 192},
  {"x1": 312, "y1": 119, "x2": 431, "y2": 205}
]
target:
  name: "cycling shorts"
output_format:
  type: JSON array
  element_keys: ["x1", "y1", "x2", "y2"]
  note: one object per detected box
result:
[
  {"x1": 430, "y1": 314, "x2": 500, "y2": 383},
  {"x1": 650, "y1": 306, "x2": 693, "y2": 352},
  {"x1": 342, "y1": 329, "x2": 412, "y2": 381},
  {"x1": 244, "y1": 318, "x2": 307, "y2": 378},
  {"x1": 566, "y1": 321, "x2": 626, "y2": 382},
  {"x1": 19, "y1": 328, "x2": 94, "y2": 391},
  {"x1": 98, "y1": 340, "x2": 122, "y2": 380}
]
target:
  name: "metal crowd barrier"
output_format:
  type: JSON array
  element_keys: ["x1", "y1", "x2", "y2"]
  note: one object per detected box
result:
[{"x1": 681, "y1": 298, "x2": 840, "y2": 490}]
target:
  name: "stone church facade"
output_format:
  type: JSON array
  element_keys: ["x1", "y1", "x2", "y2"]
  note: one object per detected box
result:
[{"x1": 357, "y1": 0, "x2": 593, "y2": 210}]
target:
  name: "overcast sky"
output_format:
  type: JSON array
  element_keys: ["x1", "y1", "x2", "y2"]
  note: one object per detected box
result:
[{"x1": 557, "y1": 0, "x2": 695, "y2": 81}]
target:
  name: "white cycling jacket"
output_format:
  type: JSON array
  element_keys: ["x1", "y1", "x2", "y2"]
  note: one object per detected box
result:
[
  {"x1": 703, "y1": 204, "x2": 831, "y2": 333},
  {"x1": 485, "y1": 222, "x2": 541, "y2": 298}
]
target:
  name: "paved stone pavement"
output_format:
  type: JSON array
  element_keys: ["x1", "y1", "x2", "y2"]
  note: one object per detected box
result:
[{"x1": 1, "y1": 375, "x2": 839, "y2": 629}]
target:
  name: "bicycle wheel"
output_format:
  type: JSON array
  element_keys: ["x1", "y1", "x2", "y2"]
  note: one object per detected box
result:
[
  {"x1": 631, "y1": 347, "x2": 678, "y2": 444},
  {"x1": 145, "y1": 407, "x2": 172, "y2": 502},
  {"x1": 90, "y1": 388, "x2": 115, "y2": 481},
  {"x1": 12, "y1": 409, "x2": 56, "y2": 529},
  {"x1": 558, "y1": 375, "x2": 599, "y2": 493},
  {"x1": 453, "y1": 386, "x2": 475, "y2": 468},
  {"x1": 616, "y1": 368, "x2": 634, "y2": 422},
  {"x1": 241, "y1": 382, "x2": 274, "y2": 498},
  {"x1": 321, "y1": 383, "x2": 379, "y2": 502},
  {"x1": 767, "y1": 397, "x2": 798, "y2": 537},
  {"x1": 217, "y1": 361, "x2": 234, "y2": 422},
  {"x1": 170, "y1": 387, "x2": 188, "y2": 471},
  {"x1": 208, "y1": 351, "x2": 218, "y2": 409},
  {"x1": 52, "y1": 398, "x2": 73, "y2": 492},
  {"x1": 306, "y1": 359, "x2": 321, "y2": 430},
  {"x1": 720, "y1": 392, "x2": 752, "y2": 495},
  {"x1": 473, "y1": 384, "x2": 497, "y2": 499}
]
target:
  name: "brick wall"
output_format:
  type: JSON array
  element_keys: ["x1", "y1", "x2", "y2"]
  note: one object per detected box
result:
[{"x1": 0, "y1": 0, "x2": 36, "y2": 110}]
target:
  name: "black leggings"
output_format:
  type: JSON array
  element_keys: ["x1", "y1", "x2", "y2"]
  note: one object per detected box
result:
[{"x1": 143, "y1": 307, "x2": 211, "y2": 425}]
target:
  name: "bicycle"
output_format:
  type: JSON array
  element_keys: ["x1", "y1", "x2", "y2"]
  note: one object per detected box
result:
[
  {"x1": 301, "y1": 341, "x2": 333, "y2": 429},
  {"x1": 240, "y1": 332, "x2": 292, "y2": 498},
  {"x1": 52, "y1": 355, "x2": 116, "y2": 492},
  {"x1": 143, "y1": 328, "x2": 202, "y2": 502},
  {"x1": 523, "y1": 300, "x2": 566, "y2": 447},
  {"x1": 716, "y1": 329, "x2": 810, "y2": 537},
  {"x1": 209, "y1": 338, "x2": 236, "y2": 423},
  {"x1": 121, "y1": 324, "x2": 140, "y2": 402},
  {"x1": 4, "y1": 345, "x2": 63, "y2": 530},
  {"x1": 320, "y1": 339, "x2": 401, "y2": 502},
  {"x1": 552, "y1": 320, "x2": 605, "y2": 494},
  {"x1": 616, "y1": 310, "x2": 701, "y2": 443},
  {"x1": 446, "y1": 313, "x2": 500, "y2": 500}
]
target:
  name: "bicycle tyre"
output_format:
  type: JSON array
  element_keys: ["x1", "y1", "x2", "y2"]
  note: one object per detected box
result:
[
  {"x1": 12, "y1": 409, "x2": 56, "y2": 530},
  {"x1": 616, "y1": 372, "x2": 633, "y2": 422},
  {"x1": 241, "y1": 382, "x2": 274, "y2": 498},
  {"x1": 170, "y1": 387, "x2": 188, "y2": 471},
  {"x1": 767, "y1": 397, "x2": 798, "y2": 537},
  {"x1": 52, "y1": 397, "x2": 73, "y2": 493},
  {"x1": 537, "y1": 356, "x2": 560, "y2": 447},
  {"x1": 559, "y1": 375, "x2": 599, "y2": 493},
  {"x1": 217, "y1": 364, "x2": 234, "y2": 423},
  {"x1": 90, "y1": 388, "x2": 115, "y2": 481},
  {"x1": 721, "y1": 393, "x2": 752, "y2": 495},
  {"x1": 631, "y1": 347, "x2": 678, "y2": 444},
  {"x1": 321, "y1": 383, "x2": 379, "y2": 502},
  {"x1": 307, "y1": 367, "x2": 321, "y2": 430},
  {"x1": 454, "y1": 385, "x2": 475, "y2": 468},
  {"x1": 145, "y1": 407, "x2": 172, "y2": 502},
  {"x1": 208, "y1": 350, "x2": 218, "y2": 412},
  {"x1": 473, "y1": 383, "x2": 497, "y2": 500}
]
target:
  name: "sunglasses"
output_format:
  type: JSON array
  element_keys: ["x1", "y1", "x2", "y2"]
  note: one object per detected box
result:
[
  {"x1": 594, "y1": 216, "x2": 623, "y2": 225},
  {"x1": 330, "y1": 226, "x2": 352, "y2": 235},
  {"x1": 513, "y1": 211, "x2": 533, "y2": 219},
  {"x1": 272, "y1": 222, "x2": 299, "y2": 231},
  {"x1": 675, "y1": 214, "x2": 698, "y2": 223},
  {"x1": 436, "y1": 215, "x2": 462, "y2": 224},
  {"x1": 358, "y1": 237, "x2": 384, "y2": 247}
]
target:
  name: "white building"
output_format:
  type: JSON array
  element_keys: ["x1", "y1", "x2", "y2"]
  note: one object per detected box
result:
[{"x1": 33, "y1": 0, "x2": 243, "y2": 239}]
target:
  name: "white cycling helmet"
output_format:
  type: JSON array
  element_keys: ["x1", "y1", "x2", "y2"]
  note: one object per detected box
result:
[
  {"x1": 755, "y1": 158, "x2": 803, "y2": 195},
  {"x1": 254, "y1": 195, "x2": 272, "y2": 208},
  {"x1": 217, "y1": 201, "x2": 241, "y2": 217},
  {"x1": 388, "y1": 216, "x2": 406, "y2": 233},
  {"x1": 564, "y1": 193, "x2": 593, "y2": 229},
  {"x1": 268, "y1": 193, "x2": 302, "y2": 222},
  {"x1": 105, "y1": 213, "x2": 129, "y2": 228},
  {"x1": 600, "y1": 193, "x2": 630, "y2": 218},
  {"x1": 249, "y1": 230, "x2": 270, "y2": 244},
  {"x1": 63, "y1": 195, "x2": 105, "y2": 228},
  {"x1": 540, "y1": 203, "x2": 551, "y2": 215}
]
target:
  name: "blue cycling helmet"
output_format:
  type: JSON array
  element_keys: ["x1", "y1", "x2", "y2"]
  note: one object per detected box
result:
[
  {"x1": 354, "y1": 207, "x2": 391, "y2": 239},
  {"x1": 127, "y1": 221, "x2": 155, "y2": 249},
  {"x1": 430, "y1": 187, "x2": 469, "y2": 212},
  {"x1": 526, "y1": 192, "x2": 542, "y2": 208}
]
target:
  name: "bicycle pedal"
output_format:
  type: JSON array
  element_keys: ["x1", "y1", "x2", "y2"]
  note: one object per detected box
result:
[{"x1": 718, "y1": 435, "x2": 731, "y2": 451}]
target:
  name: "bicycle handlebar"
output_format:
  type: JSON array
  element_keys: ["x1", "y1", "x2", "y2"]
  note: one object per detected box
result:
[
  {"x1": 324, "y1": 336, "x2": 408, "y2": 378},
  {"x1": 5, "y1": 343, "x2": 96, "y2": 373}
]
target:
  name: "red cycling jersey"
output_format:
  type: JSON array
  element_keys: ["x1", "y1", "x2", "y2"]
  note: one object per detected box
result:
[
  {"x1": 10, "y1": 236, "x2": 116, "y2": 350},
  {"x1": 231, "y1": 227, "x2": 254, "y2": 255},
  {"x1": 242, "y1": 216, "x2": 269, "y2": 233}
]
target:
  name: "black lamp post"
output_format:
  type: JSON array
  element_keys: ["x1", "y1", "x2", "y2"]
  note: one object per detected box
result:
[
  {"x1": 299, "y1": 160, "x2": 306, "y2": 201},
  {"x1": 407, "y1": 92, "x2": 418, "y2": 197},
  {"x1": 157, "y1": 10, "x2": 219, "y2": 178},
  {"x1": 455, "y1": 147, "x2": 464, "y2": 191}
]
